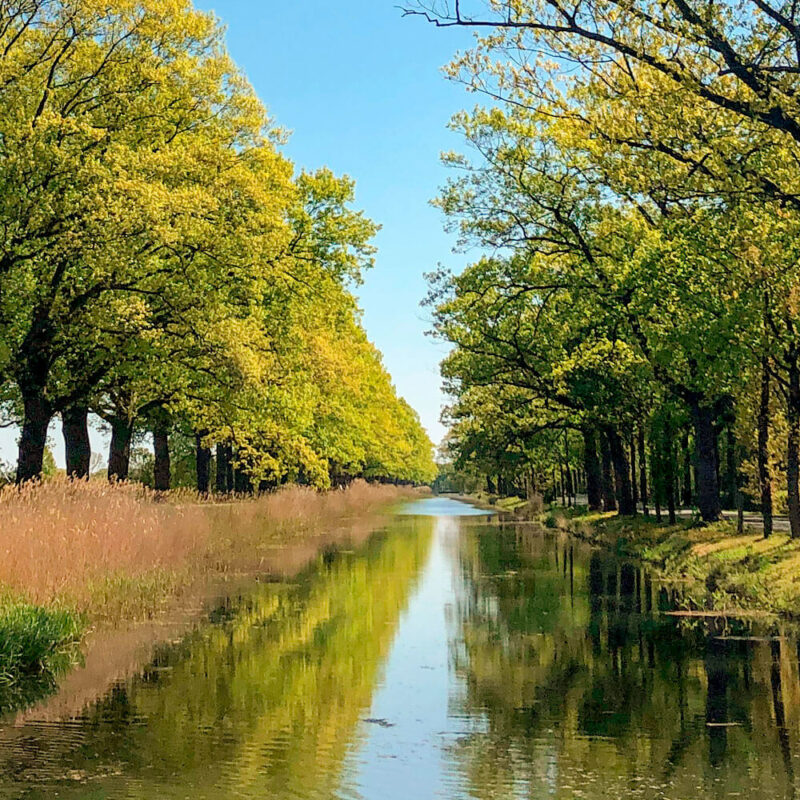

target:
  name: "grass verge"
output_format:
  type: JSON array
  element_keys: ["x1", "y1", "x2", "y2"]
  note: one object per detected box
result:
[{"x1": 540, "y1": 506, "x2": 800, "y2": 617}]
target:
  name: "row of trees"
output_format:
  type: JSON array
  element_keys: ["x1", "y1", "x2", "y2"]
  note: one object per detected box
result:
[
  {"x1": 413, "y1": 0, "x2": 800, "y2": 531},
  {"x1": 0, "y1": 1, "x2": 435, "y2": 491}
]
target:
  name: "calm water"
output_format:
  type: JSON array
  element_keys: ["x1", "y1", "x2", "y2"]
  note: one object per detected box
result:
[{"x1": 2, "y1": 497, "x2": 800, "y2": 798}]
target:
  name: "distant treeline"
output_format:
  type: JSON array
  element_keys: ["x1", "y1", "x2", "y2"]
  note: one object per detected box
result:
[
  {"x1": 416, "y1": 0, "x2": 800, "y2": 534},
  {"x1": 0, "y1": 1, "x2": 435, "y2": 491}
]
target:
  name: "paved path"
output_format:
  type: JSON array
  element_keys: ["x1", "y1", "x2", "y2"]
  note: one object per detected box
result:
[{"x1": 563, "y1": 494, "x2": 788, "y2": 532}]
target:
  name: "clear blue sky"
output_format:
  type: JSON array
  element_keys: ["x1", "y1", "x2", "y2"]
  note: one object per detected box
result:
[
  {"x1": 196, "y1": 0, "x2": 472, "y2": 447},
  {"x1": 0, "y1": 1, "x2": 472, "y2": 468}
]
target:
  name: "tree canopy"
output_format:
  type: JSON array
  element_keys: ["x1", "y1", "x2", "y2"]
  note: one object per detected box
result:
[
  {"x1": 414, "y1": 0, "x2": 800, "y2": 532},
  {"x1": 0, "y1": 0, "x2": 436, "y2": 491}
]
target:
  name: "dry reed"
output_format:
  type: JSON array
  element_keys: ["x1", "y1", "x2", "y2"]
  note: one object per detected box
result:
[{"x1": 0, "y1": 479, "x2": 419, "y2": 614}]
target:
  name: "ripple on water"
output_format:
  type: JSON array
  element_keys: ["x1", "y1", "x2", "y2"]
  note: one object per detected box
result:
[{"x1": 0, "y1": 513, "x2": 799, "y2": 799}]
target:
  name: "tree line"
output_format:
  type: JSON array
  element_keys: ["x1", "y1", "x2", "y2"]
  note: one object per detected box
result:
[
  {"x1": 0, "y1": 1, "x2": 436, "y2": 491},
  {"x1": 411, "y1": 0, "x2": 800, "y2": 532}
]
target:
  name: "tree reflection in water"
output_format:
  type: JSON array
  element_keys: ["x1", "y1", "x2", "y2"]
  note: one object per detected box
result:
[{"x1": 449, "y1": 522, "x2": 800, "y2": 800}]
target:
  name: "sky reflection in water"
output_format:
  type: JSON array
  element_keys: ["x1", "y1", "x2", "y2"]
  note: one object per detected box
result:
[{"x1": 0, "y1": 506, "x2": 798, "y2": 799}]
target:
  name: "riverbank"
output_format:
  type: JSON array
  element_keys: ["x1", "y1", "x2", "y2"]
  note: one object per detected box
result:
[
  {"x1": 0, "y1": 480, "x2": 421, "y2": 690},
  {"x1": 539, "y1": 507, "x2": 800, "y2": 617}
]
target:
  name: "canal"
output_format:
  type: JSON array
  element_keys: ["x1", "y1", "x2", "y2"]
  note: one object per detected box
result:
[{"x1": 1, "y1": 496, "x2": 799, "y2": 798}]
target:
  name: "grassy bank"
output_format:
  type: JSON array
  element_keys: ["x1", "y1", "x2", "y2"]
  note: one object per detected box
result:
[
  {"x1": 0, "y1": 480, "x2": 420, "y2": 685},
  {"x1": 540, "y1": 506, "x2": 800, "y2": 617},
  {"x1": 450, "y1": 491, "x2": 536, "y2": 514}
]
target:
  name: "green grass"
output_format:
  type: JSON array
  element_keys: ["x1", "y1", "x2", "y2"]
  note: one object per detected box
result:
[
  {"x1": 0, "y1": 601, "x2": 84, "y2": 684},
  {"x1": 545, "y1": 507, "x2": 800, "y2": 617}
]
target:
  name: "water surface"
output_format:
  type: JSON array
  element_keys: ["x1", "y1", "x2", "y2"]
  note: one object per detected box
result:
[{"x1": 2, "y1": 498, "x2": 799, "y2": 799}]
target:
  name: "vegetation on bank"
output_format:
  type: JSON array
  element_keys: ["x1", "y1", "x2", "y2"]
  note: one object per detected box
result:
[
  {"x1": 0, "y1": 602, "x2": 83, "y2": 688},
  {"x1": 0, "y1": 479, "x2": 420, "y2": 689},
  {"x1": 537, "y1": 507, "x2": 800, "y2": 617}
]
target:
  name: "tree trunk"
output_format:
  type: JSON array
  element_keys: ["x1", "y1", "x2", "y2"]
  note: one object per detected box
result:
[
  {"x1": 599, "y1": 432, "x2": 617, "y2": 511},
  {"x1": 526, "y1": 468, "x2": 536, "y2": 501},
  {"x1": 630, "y1": 431, "x2": 639, "y2": 509},
  {"x1": 714, "y1": 427, "x2": 722, "y2": 505},
  {"x1": 225, "y1": 444, "x2": 234, "y2": 493},
  {"x1": 690, "y1": 401, "x2": 722, "y2": 523},
  {"x1": 234, "y1": 465, "x2": 252, "y2": 494},
  {"x1": 62, "y1": 404, "x2": 90, "y2": 479},
  {"x1": 607, "y1": 428, "x2": 635, "y2": 516},
  {"x1": 758, "y1": 355, "x2": 773, "y2": 538},
  {"x1": 563, "y1": 430, "x2": 574, "y2": 506},
  {"x1": 16, "y1": 389, "x2": 52, "y2": 483},
  {"x1": 583, "y1": 426, "x2": 603, "y2": 511},
  {"x1": 665, "y1": 431, "x2": 677, "y2": 525},
  {"x1": 725, "y1": 424, "x2": 737, "y2": 510},
  {"x1": 638, "y1": 425, "x2": 649, "y2": 516},
  {"x1": 682, "y1": 430, "x2": 693, "y2": 507},
  {"x1": 787, "y1": 356, "x2": 800, "y2": 538},
  {"x1": 153, "y1": 424, "x2": 170, "y2": 492},
  {"x1": 108, "y1": 417, "x2": 133, "y2": 482},
  {"x1": 216, "y1": 443, "x2": 229, "y2": 494},
  {"x1": 196, "y1": 431, "x2": 211, "y2": 495}
]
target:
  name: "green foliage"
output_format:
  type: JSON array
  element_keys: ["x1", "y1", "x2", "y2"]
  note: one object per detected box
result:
[
  {"x1": 0, "y1": 1, "x2": 434, "y2": 489},
  {"x1": 422, "y1": 2, "x2": 800, "y2": 521},
  {"x1": 0, "y1": 601, "x2": 83, "y2": 684},
  {"x1": 41, "y1": 446, "x2": 57, "y2": 479}
]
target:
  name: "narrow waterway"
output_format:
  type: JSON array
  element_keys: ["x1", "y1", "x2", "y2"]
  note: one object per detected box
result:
[{"x1": 2, "y1": 497, "x2": 800, "y2": 798}]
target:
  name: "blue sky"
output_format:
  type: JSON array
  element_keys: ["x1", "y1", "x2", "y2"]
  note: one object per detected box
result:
[
  {"x1": 0, "y1": 1, "x2": 473, "y2": 468},
  {"x1": 189, "y1": 1, "x2": 473, "y2": 448}
]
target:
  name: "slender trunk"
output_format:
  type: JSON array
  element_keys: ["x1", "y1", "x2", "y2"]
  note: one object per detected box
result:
[
  {"x1": 216, "y1": 443, "x2": 229, "y2": 494},
  {"x1": 599, "y1": 432, "x2": 617, "y2": 511},
  {"x1": 559, "y1": 463, "x2": 566, "y2": 506},
  {"x1": 631, "y1": 431, "x2": 639, "y2": 509},
  {"x1": 607, "y1": 428, "x2": 635, "y2": 516},
  {"x1": 726, "y1": 424, "x2": 737, "y2": 510},
  {"x1": 62, "y1": 404, "x2": 90, "y2": 479},
  {"x1": 787, "y1": 355, "x2": 800, "y2": 538},
  {"x1": 153, "y1": 423, "x2": 170, "y2": 492},
  {"x1": 108, "y1": 417, "x2": 133, "y2": 482},
  {"x1": 690, "y1": 401, "x2": 722, "y2": 523},
  {"x1": 666, "y1": 431, "x2": 677, "y2": 525},
  {"x1": 638, "y1": 425, "x2": 649, "y2": 516},
  {"x1": 16, "y1": 389, "x2": 52, "y2": 483},
  {"x1": 583, "y1": 426, "x2": 603, "y2": 511},
  {"x1": 682, "y1": 430, "x2": 693, "y2": 507},
  {"x1": 196, "y1": 430, "x2": 211, "y2": 495},
  {"x1": 564, "y1": 430, "x2": 573, "y2": 506},
  {"x1": 225, "y1": 444, "x2": 234, "y2": 493},
  {"x1": 758, "y1": 355, "x2": 774, "y2": 538}
]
